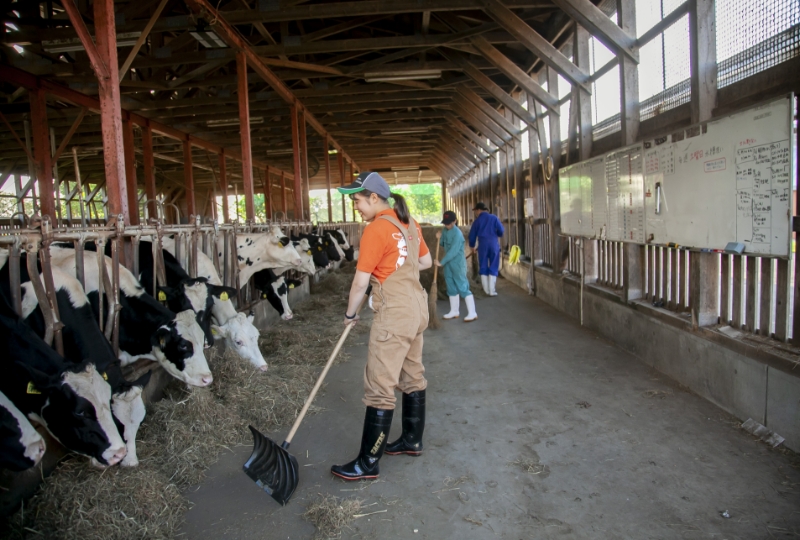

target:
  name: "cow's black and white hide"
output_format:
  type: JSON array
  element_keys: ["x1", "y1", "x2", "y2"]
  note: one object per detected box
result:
[
  {"x1": 253, "y1": 269, "x2": 292, "y2": 320},
  {"x1": 0, "y1": 390, "x2": 45, "y2": 471},
  {"x1": 293, "y1": 233, "x2": 336, "y2": 267},
  {"x1": 0, "y1": 294, "x2": 127, "y2": 467},
  {"x1": 217, "y1": 226, "x2": 302, "y2": 286},
  {"x1": 160, "y1": 237, "x2": 267, "y2": 371},
  {"x1": 137, "y1": 241, "x2": 236, "y2": 349},
  {"x1": 0, "y1": 257, "x2": 151, "y2": 467},
  {"x1": 49, "y1": 247, "x2": 213, "y2": 387}
]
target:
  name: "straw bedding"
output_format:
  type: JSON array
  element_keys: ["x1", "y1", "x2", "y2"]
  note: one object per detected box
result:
[{"x1": 1, "y1": 265, "x2": 363, "y2": 540}]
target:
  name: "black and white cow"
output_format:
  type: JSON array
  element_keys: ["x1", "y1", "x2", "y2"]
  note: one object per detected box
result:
[
  {"x1": 0, "y1": 294, "x2": 128, "y2": 467},
  {"x1": 253, "y1": 269, "x2": 293, "y2": 320},
  {"x1": 137, "y1": 241, "x2": 237, "y2": 348},
  {"x1": 0, "y1": 256, "x2": 152, "y2": 467},
  {"x1": 293, "y1": 233, "x2": 338, "y2": 267},
  {"x1": 159, "y1": 238, "x2": 267, "y2": 372},
  {"x1": 218, "y1": 225, "x2": 302, "y2": 287},
  {"x1": 329, "y1": 228, "x2": 355, "y2": 261},
  {"x1": 49, "y1": 247, "x2": 213, "y2": 387},
  {"x1": 0, "y1": 390, "x2": 45, "y2": 471}
]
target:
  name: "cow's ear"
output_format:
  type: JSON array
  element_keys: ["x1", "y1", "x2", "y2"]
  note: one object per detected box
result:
[
  {"x1": 152, "y1": 326, "x2": 171, "y2": 349},
  {"x1": 210, "y1": 285, "x2": 237, "y2": 301},
  {"x1": 156, "y1": 286, "x2": 175, "y2": 303},
  {"x1": 247, "y1": 311, "x2": 255, "y2": 324},
  {"x1": 211, "y1": 324, "x2": 228, "y2": 338},
  {"x1": 14, "y1": 361, "x2": 58, "y2": 391}
]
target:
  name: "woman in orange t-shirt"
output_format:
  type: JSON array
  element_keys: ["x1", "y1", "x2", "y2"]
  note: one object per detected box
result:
[{"x1": 331, "y1": 172, "x2": 432, "y2": 481}]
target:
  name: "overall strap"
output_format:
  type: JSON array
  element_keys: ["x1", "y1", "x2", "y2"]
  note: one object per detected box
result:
[{"x1": 378, "y1": 215, "x2": 420, "y2": 262}]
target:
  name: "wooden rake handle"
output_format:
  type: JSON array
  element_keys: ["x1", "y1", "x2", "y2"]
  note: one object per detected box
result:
[
  {"x1": 432, "y1": 236, "x2": 441, "y2": 282},
  {"x1": 283, "y1": 285, "x2": 372, "y2": 447}
]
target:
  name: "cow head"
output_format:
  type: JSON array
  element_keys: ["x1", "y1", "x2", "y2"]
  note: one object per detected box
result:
[
  {"x1": 20, "y1": 361, "x2": 127, "y2": 467},
  {"x1": 269, "y1": 225, "x2": 291, "y2": 247},
  {"x1": 212, "y1": 312, "x2": 267, "y2": 372},
  {"x1": 152, "y1": 310, "x2": 213, "y2": 387},
  {"x1": 293, "y1": 247, "x2": 317, "y2": 275},
  {"x1": 334, "y1": 229, "x2": 352, "y2": 250},
  {"x1": 0, "y1": 391, "x2": 45, "y2": 471},
  {"x1": 110, "y1": 370, "x2": 151, "y2": 467},
  {"x1": 158, "y1": 279, "x2": 238, "y2": 348}
]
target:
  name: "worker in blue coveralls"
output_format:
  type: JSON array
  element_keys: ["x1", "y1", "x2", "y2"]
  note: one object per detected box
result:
[
  {"x1": 435, "y1": 210, "x2": 478, "y2": 322},
  {"x1": 468, "y1": 202, "x2": 504, "y2": 297}
]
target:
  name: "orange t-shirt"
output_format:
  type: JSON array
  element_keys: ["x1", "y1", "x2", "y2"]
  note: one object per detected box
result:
[{"x1": 357, "y1": 209, "x2": 430, "y2": 283}]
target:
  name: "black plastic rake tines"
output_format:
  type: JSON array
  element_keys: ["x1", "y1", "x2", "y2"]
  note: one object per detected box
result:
[{"x1": 243, "y1": 425, "x2": 299, "y2": 506}]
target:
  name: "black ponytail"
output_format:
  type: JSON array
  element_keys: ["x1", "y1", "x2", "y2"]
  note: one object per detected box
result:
[
  {"x1": 389, "y1": 192, "x2": 410, "y2": 225},
  {"x1": 352, "y1": 189, "x2": 412, "y2": 224}
]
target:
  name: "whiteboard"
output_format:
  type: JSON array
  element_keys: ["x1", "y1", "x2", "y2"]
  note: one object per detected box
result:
[
  {"x1": 643, "y1": 96, "x2": 793, "y2": 257},
  {"x1": 558, "y1": 95, "x2": 794, "y2": 257}
]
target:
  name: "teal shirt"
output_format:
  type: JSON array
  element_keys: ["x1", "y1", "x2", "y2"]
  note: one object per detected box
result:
[{"x1": 439, "y1": 226, "x2": 466, "y2": 268}]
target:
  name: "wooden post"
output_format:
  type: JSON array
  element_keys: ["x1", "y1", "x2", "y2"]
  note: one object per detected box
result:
[
  {"x1": 690, "y1": 252, "x2": 720, "y2": 327},
  {"x1": 324, "y1": 135, "x2": 332, "y2": 222},
  {"x1": 689, "y1": 0, "x2": 717, "y2": 124},
  {"x1": 618, "y1": 0, "x2": 639, "y2": 146},
  {"x1": 574, "y1": 23, "x2": 593, "y2": 160},
  {"x1": 290, "y1": 104, "x2": 303, "y2": 220},
  {"x1": 298, "y1": 108, "x2": 310, "y2": 221},
  {"x1": 183, "y1": 139, "x2": 195, "y2": 218},
  {"x1": 264, "y1": 166, "x2": 272, "y2": 220},
  {"x1": 349, "y1": 161, "x2": 356, "y2": 221},
  {"x1": 122, "y1": 116, "x2": 139, "y2": 225},
  {"x1": 29, "y1": 87, "x2": 55, "y2": 220},
  {"x1": 280, "y1": 171, "x2": 288, "y2": 215},
  {"x1": 94, "y1": 0, "x2": 129, "y2": 222},
  {"x1": 546, "y1": 68, "x2": 563, "y2": 268},
  {"x1": 218, "y1": 152, "x2": 229, "y2": 222},
  {"x1": 338, "y1": 152, "x2": 346, "y2": 222},
  {"x1": 237, "y1": 52, "x2": 255, "y2": 221},
  {"x1": 142, "y1": 124, "x2": 157, "y2": 220}
]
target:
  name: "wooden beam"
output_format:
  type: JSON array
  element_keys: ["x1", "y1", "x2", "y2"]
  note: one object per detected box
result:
[
  {"x1": 617, "y1": 0, "x2": 639, "y2": 145},
  {"x1": 142, "y1": 124, "x2": 157, "y2": 219},
  {"x1": 453, "y1": 97, "x2": 513, "y2": 144},
  {"x1": 183, "y1": 139, "x2": 195, "y2": 216},
  {"x1": 237, "y1": 52, "x2": 256, "y2": 221},
  {"x1": 60, "y1": 0, "x2": 110, "y2": 80},
  {"x1": 689, "y1": 0, "x2": 716, "y2": 124},
  {"x1": 290, "y1": 104, "x2": 303, "y2": 220},
  {"x1": 298, "y1": 108, "x2": 310, "y2": 220},
  {"x1": 573, "y1": 22, "x2": 592, "y2": 160},
  {"x1": 482, "y1": 0, "x2": 591, "y2": 91},
  {"x1": 324, "y1": 134, "x2": 332, "y2": 222},
  {"x1": 338, "y1": 152, "x2": 346, "y2": 221},
  {"x1": 30, "y1": 87, "x2": 55, "y2": 220},
  {"x1": 453, "y1": 102, "x2": 506, "y2": 148},
  {"x1": 219, "y1": 152, "x2": 229, "y2": 222},
  {"x1": 445, "y1": 113, "x2": 497, "y2": 154},
  {"x1": 457, "y1": 86, "x2": 521, "y2": 138},
  {"x1": 52, "y1": 107, "x2": 86, "y2": 162},
  {"x1": 551, "y1": 0, "x2": 639, "y2": 63},
  {"x1": 122, "y1": 117, "x2": 139, "y2": 225},
  {"x1": 119, "y1": 0, "x2": 169, "y2": 78},
  {"x1": 442, "y1": 49, "x2": 538, "y2": 126}
]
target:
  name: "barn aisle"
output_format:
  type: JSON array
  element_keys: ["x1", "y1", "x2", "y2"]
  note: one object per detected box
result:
[{"x1": 182, "y1": 278, "x2": 800, "y2": 539}]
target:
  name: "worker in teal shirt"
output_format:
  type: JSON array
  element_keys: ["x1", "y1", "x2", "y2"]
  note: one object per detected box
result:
[{"x1": 435, "y1": 211, "x2": 477, "y2": 322}]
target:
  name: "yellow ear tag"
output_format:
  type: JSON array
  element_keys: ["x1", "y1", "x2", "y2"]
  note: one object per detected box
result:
[
  {"x1": 27, "y1": 382, "x2": 41, "y2": 395},
  {"x1": 159, "y1": 337, "x2": 166, "y2": 348},
  {"x1": 211, "y1": 327, "x2": 218, "y2": 335},
  {"x1": 289, "y1": 284, "x2": 295, "y2": 289},
  {"x1": 102, "y1": 372, "x2": 108, "y2": 381},
  {"x1": 318, "y1": 246, "x2": 322, "y2": 251},
  {"x1": 220, "y1": 291, "x2": 229, "y2": 301},
  {"x1": 306, "y1": 250, "x2": 312, "y2": 255},
  {"x1": 157, "y1": 290, "x2": 167, "y2": 302},
  {"x1": 261, "y1": 293, "x2": 268, "y2": 299}
]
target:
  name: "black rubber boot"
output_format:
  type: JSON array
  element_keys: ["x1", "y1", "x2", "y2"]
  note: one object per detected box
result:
[
  {"x1": 330, "y1": 407, "x2": 393, "y2": 481},
  {"x1": 385, "y1": 390, "x2": 425, "y2": 456}
]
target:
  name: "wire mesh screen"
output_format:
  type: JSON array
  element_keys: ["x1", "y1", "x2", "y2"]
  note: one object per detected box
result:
[{"x1": 716, "y1": 0, "x2": 800, "y2": 88}]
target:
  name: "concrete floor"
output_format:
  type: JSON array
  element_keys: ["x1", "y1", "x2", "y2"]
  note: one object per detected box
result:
[{"x1": 182, "y1": 278, "x2": 800, "y2": 540}]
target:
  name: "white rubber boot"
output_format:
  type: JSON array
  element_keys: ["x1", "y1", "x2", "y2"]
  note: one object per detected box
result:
[
  {"x1": 480, "y1": 275, "x2": 490, "y2": 295},
  {"x1": 443, "y1": 296, "x2": 460, "y2": 319},
  {"x1": 488, "y1": 275, "x2": 498, "y2": 296},
  {"x1": 464, "y1": 295, "x2": 478, "y2": 322}
]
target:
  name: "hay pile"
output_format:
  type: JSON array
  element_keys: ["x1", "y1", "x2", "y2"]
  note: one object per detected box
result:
[
  {"x1": 1, "y1": 265, "x2": 362, "y2": 540},
  {"x1": 303, "y1": 494, "x2": 363, "y2": 540}
]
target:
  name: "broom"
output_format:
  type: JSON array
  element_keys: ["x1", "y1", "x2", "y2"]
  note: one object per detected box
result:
[{"x1": 427, "y1": 238, "x2": 442, "y2": 329}]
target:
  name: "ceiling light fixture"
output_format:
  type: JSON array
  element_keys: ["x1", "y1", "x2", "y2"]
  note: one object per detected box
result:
[
  {"x1": 189, "y1": 20, "x2": 227, "y2": 49},
  {"x1": 43, "y1": 32, "x2": 141, "y2": 53},
  {"x1": 391, "y1": 166, "x2": 420, "y2": 171},
  {"x1": 265, "y1": 149, "x2": 294, "y2": 156},
  {"x1": 386, "y1": 152, "x2": 424, "y2": 157},
  {"x1": 207, "y1": 116, "x2": 264, "y2": 127},
  {"x1": 364, "y1": 69, "x2": 441, "y2": 83},
  {"x1": 380, "y1": 127, "x2": 430, "y2": 135}
]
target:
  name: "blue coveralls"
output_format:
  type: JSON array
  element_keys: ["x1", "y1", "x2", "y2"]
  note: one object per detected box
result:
[
  {"x1": 468, "y1": 212, "x2": 504, "y2": 277},
  {"x1": 439, "y1": 227, "x2": 472, "y2": 298}
]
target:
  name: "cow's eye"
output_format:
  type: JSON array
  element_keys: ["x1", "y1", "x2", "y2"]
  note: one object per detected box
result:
[
  {"x1": 74, "y1": 410, "x2": 85, "y2": 418},
  {"x1": 235, "y1": 340, "x2": 244, "y2": 347}
]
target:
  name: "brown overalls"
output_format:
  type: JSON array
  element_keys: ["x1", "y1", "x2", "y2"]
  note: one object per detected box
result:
[{"x1": 363, "y1": 215, "x2": 429, "y2": 409}]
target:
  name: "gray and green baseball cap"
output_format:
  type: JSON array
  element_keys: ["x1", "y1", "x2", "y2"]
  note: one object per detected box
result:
[{"x1": 337, "y1": 171, "x2": 391, "y2": 199}]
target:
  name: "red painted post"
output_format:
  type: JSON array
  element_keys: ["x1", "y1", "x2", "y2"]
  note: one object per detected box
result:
[
  {"x1": 142, "y1": 124, "x2": 157, "y2": 220},
  {"x1": 237, "y1": 51, "x2": 255, "y2": 221},
  {"x1": 264, "y1": 165, "x2": 273, "y2": 220},
  {"x1": 338, "y1": 152, "x2": 346, "y2": 222},
  {"x1": 290, "y1": 104, "x2": 303, "y2": 220},
  {"x1": 218, "y1": 152, "x2": 229, "y2": 222},
  {"x1": 349, "y1": 161, "x2": 356, "y2": 221},
  {"x1": 183, "y1": 140, "x2": 195, "y2": 218},
  {"x1": 122, "y1": 116, "x2": 139, "y2": 225},
  {"x1": 298, "y1": 108, "x2": 310, "y2": 221},
  {"x1": 29, "y1": 87, "x2": 55, "y2": 220},
  {"x1": 280, "y1": 171, "x2": 288, "y2": 215},
  {"x1": 324, "y1": 135, "x2": 332, "y2": 222},
  {"x1": 94, "y1": 0, "x2": 129, "y2": 223}
]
